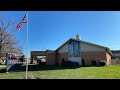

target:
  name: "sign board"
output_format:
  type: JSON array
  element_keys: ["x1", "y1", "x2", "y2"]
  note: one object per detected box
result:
[{"x1": 6, "y1": 53, "x2": 24, "y2": 72}]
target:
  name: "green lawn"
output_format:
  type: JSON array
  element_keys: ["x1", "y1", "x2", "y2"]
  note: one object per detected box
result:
[{"x1": 0, "y1": 64, "x2": 120, "y2": 79}]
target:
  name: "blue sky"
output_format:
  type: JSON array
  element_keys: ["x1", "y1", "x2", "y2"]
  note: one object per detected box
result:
[{"x1": 1, "y1": 11, "x2": 120, "y2": 58}]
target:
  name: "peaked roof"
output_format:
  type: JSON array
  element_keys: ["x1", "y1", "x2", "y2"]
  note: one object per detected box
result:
[
  {"x1": 55, "y1": 38, "x2": 112, "y2": 56},
  {"x1": 45, "y1": 49, "x2": 55, "y2": 53}
]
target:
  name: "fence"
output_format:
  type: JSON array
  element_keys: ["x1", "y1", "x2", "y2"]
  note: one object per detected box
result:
[{"x1": 110, "y1": 59, "x2": 120, "y2": 64}]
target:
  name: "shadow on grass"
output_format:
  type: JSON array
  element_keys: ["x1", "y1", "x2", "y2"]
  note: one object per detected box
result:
[
  {"x1": 0, "y1": 64, "x2": 79, "y2": 73},
  {"x1": 0, "y1": 69, "x2": 6, "y2": 73},
  {"x1": 21, "y1": 64, "x2": 79, "y2": 71}
]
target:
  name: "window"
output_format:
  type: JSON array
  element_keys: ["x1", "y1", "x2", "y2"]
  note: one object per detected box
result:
[{"x1": 68, "y1": 40, "x2": 81, "y2": 57}]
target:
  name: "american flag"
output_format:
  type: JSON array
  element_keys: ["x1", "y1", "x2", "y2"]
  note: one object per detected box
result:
[{"x1": 16, "y1": 14, "x2": 27, "y2": 31}]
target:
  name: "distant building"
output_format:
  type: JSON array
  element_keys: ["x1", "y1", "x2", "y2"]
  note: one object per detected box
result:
[
  {"x1": 30, "y1": 35, "x2": 112, "y2": 66},
  {"x1": 111, "y1": 50, "x2": 120, "y2": 59}
]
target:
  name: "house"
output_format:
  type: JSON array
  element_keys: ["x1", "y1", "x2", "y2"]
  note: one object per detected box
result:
[
  {"x1": 30, "y1": 34, "x2": 112, "y2": 66},
  {"x1": 111, "y1": 50, "x2": 120, "y2": 59}
]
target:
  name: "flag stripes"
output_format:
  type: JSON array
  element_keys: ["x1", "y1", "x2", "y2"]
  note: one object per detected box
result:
[{"x1": 16, "y1": 14, "x2": 27, "y2": 31}]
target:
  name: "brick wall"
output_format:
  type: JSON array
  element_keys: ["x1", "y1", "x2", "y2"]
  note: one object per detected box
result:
[
  {"x1": 56, "y1": 52, "x2": 68, "y2": 65},
  {"x1": 81, "y1": 52, "x2": 107, "y2": 66},
  {"x1": 106, "y1": 52, "x2": 111, "y2": 65},
  {"x1": 46, "y1": 53, "x2": 56, "y2": 65}
]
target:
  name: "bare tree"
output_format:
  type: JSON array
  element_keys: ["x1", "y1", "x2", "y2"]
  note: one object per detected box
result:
[
  {"x1": 11, "y1": 42, "x2": 23, "y2": 54},
  {"x1": 0, "y1": 16, "x2": 23, "y2": 57}
]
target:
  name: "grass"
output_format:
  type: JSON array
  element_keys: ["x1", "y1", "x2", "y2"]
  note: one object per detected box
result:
[{"x1": 0, "y1": 64, "x2": 120, "y2": 79}]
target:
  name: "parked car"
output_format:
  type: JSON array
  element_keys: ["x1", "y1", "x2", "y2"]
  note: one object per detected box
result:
[{"x1": 37, "y1": 58, "x2": 46, "y2": 65}]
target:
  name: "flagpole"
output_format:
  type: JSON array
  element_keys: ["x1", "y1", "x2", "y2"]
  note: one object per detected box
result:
[{"x1": 26, "y1": 11, "x2": 28, "y2": 79}]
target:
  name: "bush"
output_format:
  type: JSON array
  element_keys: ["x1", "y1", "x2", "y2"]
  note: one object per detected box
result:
[
  {"x1": 67, "y1": 61, "x2": 74, "y2": 67},
  {"x1": 91, "y1": 60, "x2": 96, "y2": 66},
  {"x1": 62, "y1": 60, "x2": 79, "y2": 67},
  {"x1": 82, "y1": 58, "x2": 85, "y2": 67},
  {"x1": 61, "y1": 59, "x2": 68, "y2": 66},
  {"x1": 73, "y1": 62, "x2": 79, "y2": 67},
  {"x1": 100, "y1": 61, "x2": 106, "y2": 66}
]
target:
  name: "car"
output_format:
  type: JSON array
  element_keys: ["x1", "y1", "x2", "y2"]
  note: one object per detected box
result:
[
  {"x1": 37, "y1": 58, "x2": 46, "y2": 65},
  {"x1": 40, "y1": 58, "x2": 46, "y2": 62}
]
